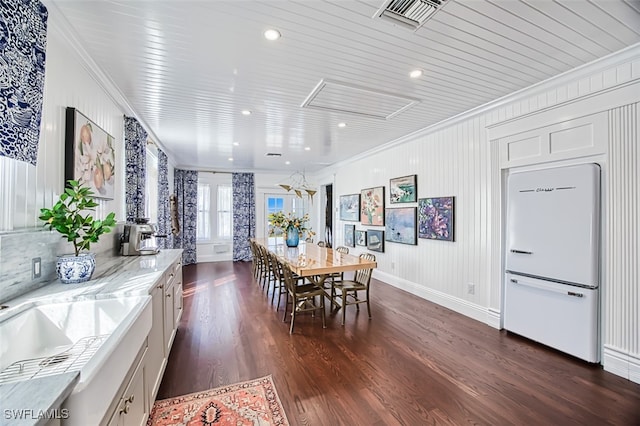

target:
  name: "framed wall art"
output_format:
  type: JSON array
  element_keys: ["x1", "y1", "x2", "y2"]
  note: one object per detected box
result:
[
  {"x1": 344, "y1": 224, "x2": 355, "y2": 247},
  {"x1": 390, "y1": 174, "x2": 417, "y2": 203},
  {"x1": 339, "y1": 193, "x2": 360, "y2": 221},
  {"x1": 366, "y1": 230, "x2": 384, "y2": 252},
  {"x1": 385, "y1": 207, "x2": 417, "y2": 245},
  {"x1": 65, "y1": 107, "x2": 116, "y2": 199},
  {"x1": 355, "y1": 230, "x2": 367, "y2": 246},
  {"x1": 360, "y1": 186, "x2": 385, "y2": 226},
  {"x1": 418, "y1": 197, "x2": 454, "y2": 241}
]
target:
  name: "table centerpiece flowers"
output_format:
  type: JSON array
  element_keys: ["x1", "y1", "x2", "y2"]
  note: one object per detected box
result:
[{"x1": 267, "y1": 212, "x2": 315, "y2": 247}]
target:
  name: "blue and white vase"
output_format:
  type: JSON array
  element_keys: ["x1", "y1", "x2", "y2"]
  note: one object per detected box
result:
[
  {"x1": 285, "y1": 226, "x2": 300, "y2": 248},
  {"x1": 56, "y1": 253, "x2": 96, "y2": 284}
]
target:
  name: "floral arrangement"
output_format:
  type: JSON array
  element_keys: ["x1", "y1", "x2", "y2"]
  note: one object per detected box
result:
[{"x1": 267, "y1": 211, "x2": 315, "y2": 238}]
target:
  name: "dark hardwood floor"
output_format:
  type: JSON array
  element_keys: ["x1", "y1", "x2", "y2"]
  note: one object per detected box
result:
[{"x1": 157, "y1": 261, "x2": 640, "y2": 425}]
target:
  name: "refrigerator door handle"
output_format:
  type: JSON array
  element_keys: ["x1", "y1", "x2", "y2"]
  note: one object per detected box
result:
[
  {"x1": 510, "y1": 249, "x2": 533, "y2": 255},
  {"x1": 509, "y1": 276, "x2": 584, "y2": 298}
]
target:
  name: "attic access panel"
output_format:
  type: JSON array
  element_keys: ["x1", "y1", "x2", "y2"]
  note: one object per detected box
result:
[{"x1": 301, "y1": 79, "x2": 420, "y2": 120}]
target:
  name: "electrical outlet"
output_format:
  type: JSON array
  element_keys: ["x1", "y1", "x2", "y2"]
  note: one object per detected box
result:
[
  {"x1": 32, "y1": 257, "x2": 42, "y2": 279},
  {"x1": 467, "y1": 282, "x2": 475, "y2": 295},
  {"x1": 391, "y1": 261, "x2": 395, "y2": 271}
]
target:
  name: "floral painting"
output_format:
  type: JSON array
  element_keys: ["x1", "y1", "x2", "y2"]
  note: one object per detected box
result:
[
  {"x1": 385, "y1": 207, "x2": 417, "y2": 245},
  {"x1": 65, "y1": 108, "x2": 116, "y2": 199},
  {"x1": 360, "y1": 186, "x2": 384, "y2": 226},
  {"x1": 390, "y1": 175, "x2": 417, "y2": 203},
  {"x1": 339, "y1": 194, "x2": 360, "y2": 221},
  {"x1": 418, "y1": 197, "x2": 454, "y2": 241},
  {"x1": 355, "y1": 230, "x2": 367, "y2": 246}
]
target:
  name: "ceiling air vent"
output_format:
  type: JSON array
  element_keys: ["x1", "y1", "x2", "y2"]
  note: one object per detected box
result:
[
  {"x1": 265, "y1": 152, "x2": 282, "y2": 157},
  {"x1": 374, "y1": 0, "x2": 447, "y2": 31}
]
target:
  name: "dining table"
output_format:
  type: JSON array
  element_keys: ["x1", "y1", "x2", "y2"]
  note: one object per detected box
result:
[{"x1": 252, "y1": 238, "x2": 377, "y2": 307}]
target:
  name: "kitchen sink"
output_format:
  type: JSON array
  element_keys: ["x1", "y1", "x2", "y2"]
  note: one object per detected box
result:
[{"x1": 0, "y1": 296, "x2": 152, "y2": 424}]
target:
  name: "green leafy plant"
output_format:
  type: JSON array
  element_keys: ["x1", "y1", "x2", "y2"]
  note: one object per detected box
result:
[
  {"x1": 39, "y1": 180, "x2": 117, "y2": 256},
  {"x1": 267, "y1": 211, "x2": 315, "y2": 239}
]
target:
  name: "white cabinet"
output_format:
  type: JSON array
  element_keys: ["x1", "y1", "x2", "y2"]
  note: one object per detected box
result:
[
  {"x1": 147, "y1": 256, "x2": 183, "y2": 408},
  {"x1": 163, "y1": 258, "x2": 183, "y2": 355},
  {"x1": 146, "y1": 281, "x2": 165, "y2": 409},
  {"x1": 106, "y1": 347, "x2": 148, "y2": 426}
]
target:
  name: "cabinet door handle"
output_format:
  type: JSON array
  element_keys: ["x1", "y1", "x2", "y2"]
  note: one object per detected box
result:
[
  {"x1": 167, "y1": 293, "x2": 172, "y2": 298},
  {"x1": 156, "y1": 284, "x2": 164, "y2": 289}
]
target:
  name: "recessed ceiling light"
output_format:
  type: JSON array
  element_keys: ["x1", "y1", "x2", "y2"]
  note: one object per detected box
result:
[
  {"x1": 409, "y1": 69, "x2": 423, "y2": 79},
  {"x1": 338, "y1": 122, "x2": 347, "y2": 128},
  {"x1": 304, "y1": 147, "x2": 311, "y2": 151},
  {"x1": 241, "y1": 110, "x2": 252, "y2": 116},
  {"x1": 228, "y1": 157, "x2": 234, "y2": 161},
  {"x1": 264, "y1": 29, "x2": 281, "y2": 41},
  {"x1": 285, "y1": 161, "x2": 291, "y2": 165},
  {"x1": 233, "y1": 142, "x2": 240, "y2": 146}
]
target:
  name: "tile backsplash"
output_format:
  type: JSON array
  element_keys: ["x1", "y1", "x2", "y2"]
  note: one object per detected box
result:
[{"x1": 0, "y1": 226, "x2": 124, "y2": 304}]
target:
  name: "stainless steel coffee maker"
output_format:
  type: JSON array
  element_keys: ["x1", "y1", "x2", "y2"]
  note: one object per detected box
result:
[{"x1": 121, "y1": 223, "x2": 159, "y2": 256}]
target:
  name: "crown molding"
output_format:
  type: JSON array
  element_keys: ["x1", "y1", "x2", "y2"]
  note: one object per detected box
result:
[{"x1": 330, "y1": 43, "x2": 640, "y2": 171}]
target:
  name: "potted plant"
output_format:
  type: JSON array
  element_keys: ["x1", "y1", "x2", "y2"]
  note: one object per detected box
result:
[
  {"x1": 39, "y1": 179, "x2": 117, "y2": 283},
  {"x1": 267, "y1": 211, "x2": 315, "y2": 247}
]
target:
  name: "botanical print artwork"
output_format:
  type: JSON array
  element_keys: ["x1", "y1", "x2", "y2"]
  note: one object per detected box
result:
[
  {"x1": 355, "y1": 230, "x2": 367, "y2": 246},
  {"x1": 385, "y1": 207, "x2": 417, "y2": 245},
  {"x1": 344, "y1": 224, "x2": 355, "y2": 247},
  {"x1": 366, "y1": 230, "x2": 384, "y2": 253},
  {"x1": 0, "y1": 0, "x2": 48, "y2": 166},
  {"x1": 339, "y1": 194, "x2": 360, "y2": 221},
  {"x1": 418, "y1": 197, "x2": 454, "y2": 241},
  {"x1": 361, "y1": 186, "x2": 385, "y2": 226},
  {"x1": 67, "y1": 108, "x2": 116, "y2": 199},
  {"x1": 390, "y1": 175, "x2": 417, "y2": 203}
]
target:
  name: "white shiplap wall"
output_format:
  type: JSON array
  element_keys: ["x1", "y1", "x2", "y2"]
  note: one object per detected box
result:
[
  {"x1": 604, "y1": 103, "x2": 640, "y2": 382},
  {"x1": 321, "y1": 114, "x2": 494, "y2": 322},
  {"x1": 0, "y1": 20, "x2": 125, "y2": 231}
]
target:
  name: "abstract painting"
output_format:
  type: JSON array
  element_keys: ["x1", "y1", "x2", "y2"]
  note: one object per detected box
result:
[
  {"x1": 361, "y1": 186, "x2": 385, "y2": 226},
  {"x1": 385, "y1": 207, "x2": 417, "y2": 245},
  {"x1": 355, "y1": 230, "x2": 367, "y2": 246},
  {"x1": 390, "y1": 175, "x2": 417, "y2": 203},
  {"x1": 339, "y1": 194, "x2": 360, "y2": 221},
  {"x1": 366, "y1": 230, "x2": 384, "y2": 253},
  {"x1": 65, "y1": 107, "x2": 116, "y2": 199},
  {"x1": 344, "y1": 224, "x2": 355, "y2": 247},
  {"x1": 418, "y1": 197, "x2": 454, "y2": 241}
]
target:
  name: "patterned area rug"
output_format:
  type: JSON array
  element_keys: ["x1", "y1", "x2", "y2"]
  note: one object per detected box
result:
[{"x1": 148, "y1": 375, "x2": 289, "y2": 425}]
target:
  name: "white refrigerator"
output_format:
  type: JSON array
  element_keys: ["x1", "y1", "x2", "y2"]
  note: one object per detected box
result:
[{"x1": 504, "y1": 163, "x2": 600, "y2": 362}]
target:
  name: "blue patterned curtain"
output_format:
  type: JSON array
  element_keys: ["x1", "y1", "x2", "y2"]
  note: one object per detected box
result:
[
  {"x1": 0, "y1": 0, "x2": 48, "y2": 165},
  {"x1": 156, "y1": 149, "x2": 173, "y2": 249},
  {"x1": 232, "y1": 173, "x2": 255, "y2": 261},
  {"x1": 174, "y1": 169, "x2": 198, "y2": 265},
  {"x1": 124, "y1": 116, "x2": 147, "y2": 222}
]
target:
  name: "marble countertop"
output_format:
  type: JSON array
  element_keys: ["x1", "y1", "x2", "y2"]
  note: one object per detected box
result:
[
  {"x1": 0, "y1": 249, "x2": 183, "y2": 320},
  {"x1": 0, "y1": 372, "x2": 79, "y2": 426},
  {"x1": 0, "y1": 249, "x2": 183, "y2": 425}
]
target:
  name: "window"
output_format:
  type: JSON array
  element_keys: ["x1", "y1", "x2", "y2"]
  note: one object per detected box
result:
[
  {"x1": 145, "y1": 146, "x2": 158, "y2": 223},
  {"x1": 217, "y1": 184, "x2": 232, "y2": 239},
  {"x1": 197, "y1": 183, "x2": 211, "y2": 240},
  {"x1": 197, "y1": 180, "x2": 232, "y2": 241}
]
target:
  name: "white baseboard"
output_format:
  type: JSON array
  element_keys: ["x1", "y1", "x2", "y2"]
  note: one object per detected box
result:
[
  {"x1": 373, "y1": 270, "x2": 493, "y2": 327},
  {"x1": 603, "y1": 345, "x2": 640, "y2": 384}
]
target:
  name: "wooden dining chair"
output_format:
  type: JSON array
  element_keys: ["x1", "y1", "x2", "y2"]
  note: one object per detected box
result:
[
  {"x1": 326, "y1": 246, "x2": 349, "y2": 287},
  {"x1": 280, "y1": 258, "x2": 326, "y2": 333},
  {"x1": 331, "y1": 253, "x2": 376, "y2": 325}
]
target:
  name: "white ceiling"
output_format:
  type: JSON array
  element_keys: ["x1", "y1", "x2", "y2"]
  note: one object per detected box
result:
[{"x1": 51, "y1": 0, "x2": 640, "y2": 172}]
